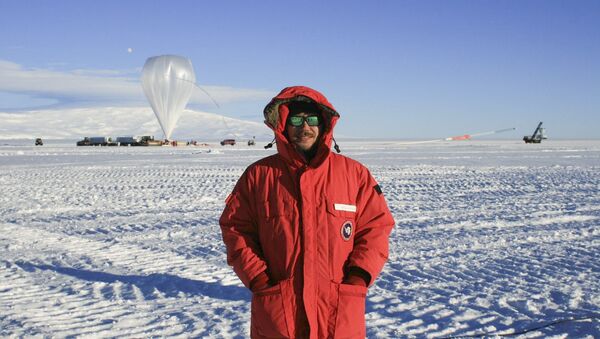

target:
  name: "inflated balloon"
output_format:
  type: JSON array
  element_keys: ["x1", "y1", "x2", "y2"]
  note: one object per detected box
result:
[{"x1": 141, "y1": 55, "x2": 196, "y2": 140}]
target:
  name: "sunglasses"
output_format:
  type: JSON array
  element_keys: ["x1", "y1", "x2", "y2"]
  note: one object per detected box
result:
[{"x1": 287, "y1": 115, "x2": 321, "y2": 127}]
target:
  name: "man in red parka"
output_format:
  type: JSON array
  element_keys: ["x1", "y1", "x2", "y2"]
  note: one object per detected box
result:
[{"x1": 220, "y1": 86, "x2": 395, "y2": 338}]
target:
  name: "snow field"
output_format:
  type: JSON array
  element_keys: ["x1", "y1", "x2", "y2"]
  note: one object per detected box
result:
[
  {"x1": 0, "y1": 140, "x2": 599, "y2": 337},
  {"x1": 368, "y1": 163, "x2": 599, "y2": 337}
]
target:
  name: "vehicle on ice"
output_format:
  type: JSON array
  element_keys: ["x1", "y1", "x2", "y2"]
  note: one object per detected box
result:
[
  {"x1": 139, "y1": 136, "x2": 162, "y2": 146},
  {"x1": 35, "y1": 138, "x2": 43, "y2": 146},
  {"x1": 220, "y1": 139, "x2": 236, "y2": 146}
]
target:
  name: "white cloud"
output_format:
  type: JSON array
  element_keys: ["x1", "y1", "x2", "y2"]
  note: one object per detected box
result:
[
  {"x1": 0, "y1": 60, "x2": 139, "y2": 100},
  {"x1": 0, "y1": 60, "x2": 274, "y2": 108},
  {"x1": 71, "y1": 68, "x2": 134, "y2": 77},
  {"x1": 0, "y1": 92, "x2": 59, "y2": 109}
]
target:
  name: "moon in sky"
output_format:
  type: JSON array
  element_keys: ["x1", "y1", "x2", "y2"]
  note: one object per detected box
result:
[{"x1": 127, "y1": 48, "x2": 133, "y2": 53}]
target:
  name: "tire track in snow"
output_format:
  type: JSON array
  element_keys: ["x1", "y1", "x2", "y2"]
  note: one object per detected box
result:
[
  {"x1": 368, "y1": 164, "x2": 600, "y2": 337},
  {"x1": 2, "y1": 144, "x2": 599, "y2": 337},
  {"x1": 1, "y1": 162, "x2": 249, "y2": 336},
  {"x1": 0, "y1": 223, "x2": 249, "y2": 337},
  {"x1": 1, "y1": 223, "x2": 234, "y2": 283},
  {"x1": 1, "y1": 164, "x2": 232, "y2": 266}
]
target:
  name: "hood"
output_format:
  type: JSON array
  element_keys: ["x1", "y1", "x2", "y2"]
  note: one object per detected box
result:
[{"x1": 263, "y1": 86, "x2": 340, "y2": 167}]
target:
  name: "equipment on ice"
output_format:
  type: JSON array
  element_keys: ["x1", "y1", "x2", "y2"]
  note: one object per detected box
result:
[
  {"x1": 523, "y1": 122, "x2": 547, "y2": 143},
  {"x1": 445, "y1": 128, "x2": 516, "y2": 141},
  {"x1": 141, "y1": 55, "x2": 196, "y2": 141}
]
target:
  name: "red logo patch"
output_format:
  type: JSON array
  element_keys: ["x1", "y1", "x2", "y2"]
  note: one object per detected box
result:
[{"x1": 341, "y1": 221, "x2": 353, "y2": 241}]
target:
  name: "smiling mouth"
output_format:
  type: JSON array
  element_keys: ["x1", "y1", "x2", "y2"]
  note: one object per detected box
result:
[
  {"x1": 295, "y1": 134, "x2": 314, "y2": 142},
  {"x1": 296, "y1": 131, "x2": 315, "y2": 138}
]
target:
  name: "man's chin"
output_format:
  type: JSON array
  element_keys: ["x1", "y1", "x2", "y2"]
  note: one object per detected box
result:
[{"x1": 294, "y1": 141, "x2": 316, "y2": 152}]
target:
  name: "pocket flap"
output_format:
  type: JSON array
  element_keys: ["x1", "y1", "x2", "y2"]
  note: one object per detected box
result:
[{"x1": 259, "y1": 196, "x2": 295, "y2": 219}]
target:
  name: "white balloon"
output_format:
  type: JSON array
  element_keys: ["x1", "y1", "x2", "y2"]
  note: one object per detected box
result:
[
  {"x1": 127, "y1": 48, "x2": 133, "y2": 53},
  {"x1": 141, "y1": 55, "x2": 196, "y2": 140}
]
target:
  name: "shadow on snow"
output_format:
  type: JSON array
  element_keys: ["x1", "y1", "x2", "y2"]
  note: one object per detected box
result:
[{"x1": 15, "y1": 261, "x2": 250, "y2": 302}]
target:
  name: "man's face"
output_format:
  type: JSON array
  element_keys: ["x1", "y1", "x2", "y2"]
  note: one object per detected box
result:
[{"x1": 286, "y1": 112, "x2": 322, "y2": 152}]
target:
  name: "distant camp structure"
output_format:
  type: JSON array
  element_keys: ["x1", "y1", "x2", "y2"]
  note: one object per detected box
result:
[
  {"x1": 76, "y1": 136, "x2": 162, "y2": 147},
  {"x1": 75, "y1": 136, "x2": 214, "y2": 147},
  {"x1": 523, "y1": 122, "x2": 547, "y2": 144},
  {"x1": 35, "y1": 138, "x2": 43, "y2": 146},
  {"x1": 76, "y1": 137, "x2": 112, "y2": 146}
]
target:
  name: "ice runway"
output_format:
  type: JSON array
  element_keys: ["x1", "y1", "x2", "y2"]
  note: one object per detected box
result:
[{"x1": 1, "y1": 139, "x2": 599, "y2": 337}]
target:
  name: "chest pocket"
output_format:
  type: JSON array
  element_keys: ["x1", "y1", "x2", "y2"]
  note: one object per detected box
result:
[
  {"x1": 325, "y1": 197, "x2": 358, "y2": 281},
  {"x1": 326, "y1": 201, "x2": 357, "y2": 219}
]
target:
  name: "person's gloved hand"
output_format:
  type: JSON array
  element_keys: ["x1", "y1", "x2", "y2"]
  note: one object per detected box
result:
[
  {"x1": 343, "y1": 274, "x2": 367, "y2": 287},
  {"x1": 343, "y1": 266, "x2": 371, "y2": 287},
  {"x1": 250, "y1": 271, "x2": 271, "y2": 292}
]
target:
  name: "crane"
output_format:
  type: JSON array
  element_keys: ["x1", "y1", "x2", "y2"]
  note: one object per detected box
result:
[{"x1": 523, "y1": 122, "x2": 547, "y2": 143}]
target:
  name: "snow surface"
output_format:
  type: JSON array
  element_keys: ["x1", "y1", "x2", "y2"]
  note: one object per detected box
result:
[{"x1": 1, "y1": 139, "x2": 599, "y2": 337}]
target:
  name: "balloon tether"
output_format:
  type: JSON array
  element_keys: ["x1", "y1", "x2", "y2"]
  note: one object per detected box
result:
[{"x1": 175, "y1": 77, "x2": 221, "y2": 109}]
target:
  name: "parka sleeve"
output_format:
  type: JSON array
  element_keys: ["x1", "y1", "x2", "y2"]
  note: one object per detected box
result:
[
  {"x1": 219, "y1": 168, "x2": 268, "y2": 289},
  {"x1": 347, "y1": 166, "x2": 396, "y2": 287}
]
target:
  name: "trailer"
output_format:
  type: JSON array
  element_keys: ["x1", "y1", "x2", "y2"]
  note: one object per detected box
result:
[
  {"x1": 76, "y1": 136, "x2": 117, "y2": 146},
  {"x1": 116, "y1": 136, "x2": 141, "y2": 146}
]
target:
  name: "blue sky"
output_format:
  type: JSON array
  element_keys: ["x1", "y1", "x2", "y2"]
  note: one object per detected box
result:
[{"x1": 1, "y1": 0, "x2": 599, "y2": 139}]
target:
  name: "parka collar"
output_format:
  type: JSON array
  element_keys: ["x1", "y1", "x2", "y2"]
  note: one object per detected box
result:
[{"x1": 263, "y1": 86, "x2": 340, "y2": 168}]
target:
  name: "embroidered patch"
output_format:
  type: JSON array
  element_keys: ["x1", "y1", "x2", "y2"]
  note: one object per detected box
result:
[{"x1": 341, "y1": 221, "x2": 353, "y2": 241}]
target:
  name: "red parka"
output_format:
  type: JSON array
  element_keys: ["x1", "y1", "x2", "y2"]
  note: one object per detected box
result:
[{"x1": 220, "y1": 86, "x2": 395, "y2": 338}]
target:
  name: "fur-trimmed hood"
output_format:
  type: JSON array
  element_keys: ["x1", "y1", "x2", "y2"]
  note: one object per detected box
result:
[{"x1": 263, "y1": 86, "x2": 340, "y2": 167}]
